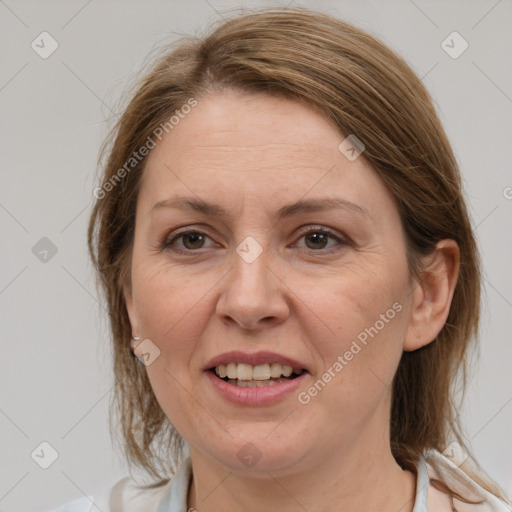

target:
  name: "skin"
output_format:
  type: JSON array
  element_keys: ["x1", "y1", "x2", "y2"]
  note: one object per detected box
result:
[{"x1": 124, "y1": 90, "x2": 460, "y2": 512}]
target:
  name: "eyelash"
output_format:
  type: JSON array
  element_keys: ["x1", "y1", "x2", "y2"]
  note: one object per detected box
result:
[{"x1": 161, "y1": 226, "x2": 348, "y2": 255}]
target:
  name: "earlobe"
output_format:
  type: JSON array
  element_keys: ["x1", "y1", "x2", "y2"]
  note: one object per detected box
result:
[{"x1": 403, "y1": 239, "x2": 460, "y2": 352}]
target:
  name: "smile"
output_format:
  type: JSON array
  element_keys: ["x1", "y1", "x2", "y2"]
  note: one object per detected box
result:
[
  {"x1": 213, "y1": 362, "x2": 303, "y2": 387},
  {"x1": 203, "y1": 350, "x2": 309, "y2": 405}
]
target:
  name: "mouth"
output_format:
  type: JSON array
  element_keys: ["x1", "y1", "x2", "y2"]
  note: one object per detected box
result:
[
  {"x1": 204, "y1": 351, "x2": 310, "y2": 405},
  {"x1": 209, "y1": 363, "x2": 305, "y2": 388}
]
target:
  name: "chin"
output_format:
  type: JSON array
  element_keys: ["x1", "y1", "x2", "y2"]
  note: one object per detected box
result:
[{"x1": 203, "y1": 432, "x2": 314, "y2": 477}]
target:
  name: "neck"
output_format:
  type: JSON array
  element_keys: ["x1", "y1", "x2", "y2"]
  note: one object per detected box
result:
[{"x1": 187, "y1": 429, "x2": 417, "y2": 512}]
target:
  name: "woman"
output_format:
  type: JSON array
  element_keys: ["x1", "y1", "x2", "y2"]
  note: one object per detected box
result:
[{"x1": 53, "y1": 7, "x2": 511, "y2": 512}]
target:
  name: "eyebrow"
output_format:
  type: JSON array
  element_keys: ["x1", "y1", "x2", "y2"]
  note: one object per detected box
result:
[{"x1": 151, "y1": 195, "x2": 370, "y2": 221}]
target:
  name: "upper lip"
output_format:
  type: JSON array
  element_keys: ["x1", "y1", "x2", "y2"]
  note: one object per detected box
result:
[{"x1": 204, "y1": 350, "x2": 309, "y2": 372}]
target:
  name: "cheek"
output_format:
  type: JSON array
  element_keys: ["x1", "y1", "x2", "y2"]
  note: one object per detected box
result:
[
  {"x1": 294, "y1": 259, "x2": 408, "y2": 412},
  {"x1": 299, "y1": 258, "x2": 407, "y2": 354},
  {"x1": 130, "y1": 259, "x2": 213, "y2": 414},
  {"x1": 132, "y1": 259, "x2": 209, "y2": 341},
  {"x1": 131, "y1": 261, "x2": 210, "y2": 433}
]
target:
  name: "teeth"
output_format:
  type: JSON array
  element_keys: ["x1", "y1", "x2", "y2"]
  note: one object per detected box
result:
[
  {"x1": 214, "y1": 363, "x2": 303, "y2": 380},
  {"x1": 282, "y1": 365, "x2": 293, "y2": 377},
  {"x1": 237, "y1": 363, "x2": 253, "y2": 381},
  {"x1": 226, "y1": 363, "x2": 237, "y2": 379},
  {"x1": 226, "y1": 378, "x2": 289, "y2": 387},
  {"x1": 252, "y1": 364, "x2": 270, "y2": 380},
  {"x1": 270, "y1": 363, "x2": 282, "y2": 378}
]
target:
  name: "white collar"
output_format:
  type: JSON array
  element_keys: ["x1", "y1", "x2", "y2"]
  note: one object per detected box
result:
[{"x1": 412, "y1": 454, "x2": 430, "y2": 512}]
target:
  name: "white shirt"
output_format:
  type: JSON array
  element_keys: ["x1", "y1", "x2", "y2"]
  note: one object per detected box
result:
[{"x1": 50, "y1": 449, "x2": 511, "y2": 512}]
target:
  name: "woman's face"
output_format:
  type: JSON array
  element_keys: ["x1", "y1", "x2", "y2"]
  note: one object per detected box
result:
[{"x1": 125, "y1": 91, "x2": 420, "y2": 476}]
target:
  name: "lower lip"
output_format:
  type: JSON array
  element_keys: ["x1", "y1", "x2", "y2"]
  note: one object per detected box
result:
[{"x1": 205, "y1": 370, "x2": 308, "y2": 406}]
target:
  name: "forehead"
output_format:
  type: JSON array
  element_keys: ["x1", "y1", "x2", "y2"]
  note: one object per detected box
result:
[
  {"x1": 144, "y1": 91, "x2": 343, "y2": 172},
  {"x1": 138, "y1": 91, "x2": 394, "y2": 222}
]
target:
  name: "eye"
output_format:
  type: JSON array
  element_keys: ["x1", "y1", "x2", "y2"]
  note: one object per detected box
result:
[
  {"x1": 294, "y1": 227, "x2": 347, "y2": 253},
  {"x1": 161, "y1": 226, "x2": 348, "y2": 255},
  {"x1": 162, "y1": 230, "x2": 216, "y2": 253}
]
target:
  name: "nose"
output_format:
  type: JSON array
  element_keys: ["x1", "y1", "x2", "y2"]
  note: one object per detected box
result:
[{"x1": 215, "y1": 246, "x2": 290, "y2": 330}]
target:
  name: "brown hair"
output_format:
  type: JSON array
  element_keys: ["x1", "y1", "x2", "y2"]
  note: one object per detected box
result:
[{"x1": 87, "y1": 6, "x2": 509, "y2": 503}]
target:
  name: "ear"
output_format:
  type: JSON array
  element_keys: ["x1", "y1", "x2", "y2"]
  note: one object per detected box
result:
[{"x1": 403, "y1": 239, "x2": 460, "y2": 352}]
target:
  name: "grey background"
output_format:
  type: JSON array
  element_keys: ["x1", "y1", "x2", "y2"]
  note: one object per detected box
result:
[{"x1": 1, "y1": 0, "x2": 511, "y2": 509}]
